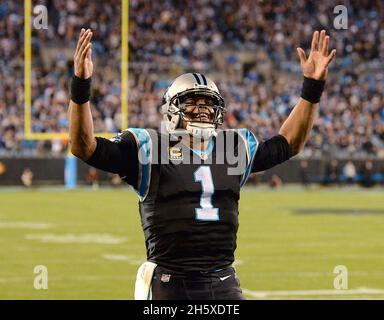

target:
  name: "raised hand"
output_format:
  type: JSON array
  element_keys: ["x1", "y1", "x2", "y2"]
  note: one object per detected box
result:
[
  {"x1": 74, "y1": 28, "x2": 93, "y2": 79},
  {"x1": 297, "y1": 30, "x2": 336, "y2": 80}
]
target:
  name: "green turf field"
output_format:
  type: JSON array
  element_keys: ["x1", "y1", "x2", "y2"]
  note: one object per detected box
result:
[{"x1": 0, "y1": 187, "x2": 384, "y2": 299}]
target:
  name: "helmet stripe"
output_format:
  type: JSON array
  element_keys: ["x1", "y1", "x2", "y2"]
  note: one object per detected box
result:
[
  {"x1": 192, "y1": 73, "x2": 201, "y2": 85},
  {"x1": 200, "y1": 74, "x2": 208, "y2": 86}
]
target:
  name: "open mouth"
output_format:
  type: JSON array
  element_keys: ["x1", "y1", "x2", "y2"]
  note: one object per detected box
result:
[
  {"x1": 198, "y1": 114, "x2": 210, "y2": 121},
  {"x1": 189, "y1": 112, "x2": 211, "y2": 122}
]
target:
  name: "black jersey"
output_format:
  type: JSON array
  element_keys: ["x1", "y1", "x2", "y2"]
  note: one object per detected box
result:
[{"x1": 86, "y1": 128, "x2": 292, "y2": 273}]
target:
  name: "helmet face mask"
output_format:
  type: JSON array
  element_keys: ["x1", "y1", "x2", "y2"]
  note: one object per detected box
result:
[
  {"x1": 174, "y1": 91, "x2": 225, "y2": 126},
  {"x1": 161, "y1": 73, "x2": 226, "y2": 138}
]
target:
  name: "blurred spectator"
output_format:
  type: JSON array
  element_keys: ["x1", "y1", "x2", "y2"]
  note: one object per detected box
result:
[
  {"x1": 110, "y1": 173, "x2": 122, "y2": 187},
  {"x1": 0, "y1": 161, "x2": 6, "y2": 176},
  {"x1": 324, "y1": 160, "x2": 340, "y2": 185},
  {"x1": 299, "y1": 160, "x2": 310, "y2": 187},
  {"x1": 0, "y1": 161, "x2": 6, "y2": 184},
  {"x1": 359, "y1": 160, "x2": 375, "y2": 188},
  {"x1": 269, "y1": 174, "x2": 283, "y2": 189},
  {"x1": 247, "y1": 173, "x2": 260, "y2": 186},
  {"x1": 21, "y1": 168, "x2": 34, "y2": 187},
  {"x1": 343, "y1": 161, "x2": 357, "y2": 185},
  {"x1": 86, "y1": 167, "x2": 99, "y2": 189}
]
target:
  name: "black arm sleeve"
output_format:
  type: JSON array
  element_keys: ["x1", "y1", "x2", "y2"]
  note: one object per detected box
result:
[
  {"x1": 251, "y1": 134, "x2": 292, "y2": 173},
  {"x1": 85, "y1": 131, "x2": 139, "y2": 187}
]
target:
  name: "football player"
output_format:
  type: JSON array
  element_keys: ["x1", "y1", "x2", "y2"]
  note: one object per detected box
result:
[{"x1": 68, "y1": 28, "x2": 336, "y2": 299}]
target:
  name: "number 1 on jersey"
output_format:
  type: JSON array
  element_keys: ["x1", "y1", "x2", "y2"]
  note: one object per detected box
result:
[{"x1": 194, "y1": 166, "x2": 219, "y2": 221}]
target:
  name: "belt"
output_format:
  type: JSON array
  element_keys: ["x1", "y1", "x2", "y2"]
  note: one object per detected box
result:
[{"x1": 153, "y1": 264, "x2": 234, "y2": 279}]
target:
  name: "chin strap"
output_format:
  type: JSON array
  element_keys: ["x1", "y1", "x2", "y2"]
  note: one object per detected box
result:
[{"x1": 186, "y1": 122, "x2": 217, "y2": 140}]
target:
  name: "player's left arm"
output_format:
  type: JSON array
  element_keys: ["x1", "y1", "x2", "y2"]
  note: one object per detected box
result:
[{"x1": 279, "y1": 30, "x2": 336, "y2": 156}]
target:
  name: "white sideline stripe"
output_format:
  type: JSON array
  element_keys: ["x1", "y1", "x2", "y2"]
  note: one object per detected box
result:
[
  {"x1": 239, "y1": 271, "x2": 384, "y2": 278},
  {"x1": 0, "y1": 275, "x2": 133, "y2": 283},
  {"x1": 0, "y1": 222, "x2": 53, "y2": 229},
  {"x1": 240, "y1": 253, "x2": 384, "y2": 260},
  {"x1": 25, "y1": 233, "x2": 128, "y2": 244},
  {"x1": 243, "y1": 288, "x2": 384, "y2": 298}
]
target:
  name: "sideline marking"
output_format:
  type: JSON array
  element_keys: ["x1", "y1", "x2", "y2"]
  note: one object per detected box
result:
[
  {"x1": 25, "y1": 233, "x2": 128, "y2": 244},
  {"x1": 243, "y1": 287, "x2": 384, "y2": 298},
  {"x1": 0, "y1": 222, "x2": 53, "y2": 229}
]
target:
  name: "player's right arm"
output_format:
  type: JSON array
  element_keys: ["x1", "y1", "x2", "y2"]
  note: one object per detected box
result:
[
  {"x1": 68, "y1": 29, "x2": 139, "y2": 187},
  {"x1": 68, "y1": 28, "x2": 96, "y2": 160}
]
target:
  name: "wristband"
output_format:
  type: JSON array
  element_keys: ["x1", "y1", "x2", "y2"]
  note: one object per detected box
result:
[
  {"x1": 70, "y1": 75, "x2": 91, "y2": 104},
  {"x1": 300, "y1": 76, "x2": 325, "y2": 103}
]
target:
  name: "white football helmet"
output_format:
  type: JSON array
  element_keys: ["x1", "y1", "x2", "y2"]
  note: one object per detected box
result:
[{"x1": 161, "y1": 73, "x2": 226, "y2": 139}]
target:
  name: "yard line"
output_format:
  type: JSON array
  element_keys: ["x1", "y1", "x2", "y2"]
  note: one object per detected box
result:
[
  {"x1": 243, "y1": 288, "x2": 384, "y2": 298},
  {"x1": 0, "y1": 222, "x2": 53, "y2": 229},
  {"x1": 0, "y1": 275, "x2": 134, "y2": 284},
  {"x1": 25, "y1": 233, "x2": 129, "y2": 244},
  {"x1": 101, "y1": 254, "x2": 145, "y2": 265}
]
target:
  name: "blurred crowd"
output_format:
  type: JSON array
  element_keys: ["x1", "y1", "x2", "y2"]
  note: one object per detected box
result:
[
  {"x1": 0, "y1": 0, "x2": 383, "y2": 159},
  {"x1": 302, "y1": 159, "x2": 384, "y2": 187}
]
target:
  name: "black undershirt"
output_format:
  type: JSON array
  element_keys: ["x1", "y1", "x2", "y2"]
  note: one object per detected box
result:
[
  {"x1": 251, "y1": 134, "x2": 293, "y2": 172},
  {"x1": 85, "y1": 131, "x2": 292, "y2": 187}
]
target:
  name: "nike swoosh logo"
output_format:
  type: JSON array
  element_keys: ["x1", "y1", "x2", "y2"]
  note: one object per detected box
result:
[{"x1": 219, "y1": 275, "x2": 232, "y2": 281}]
